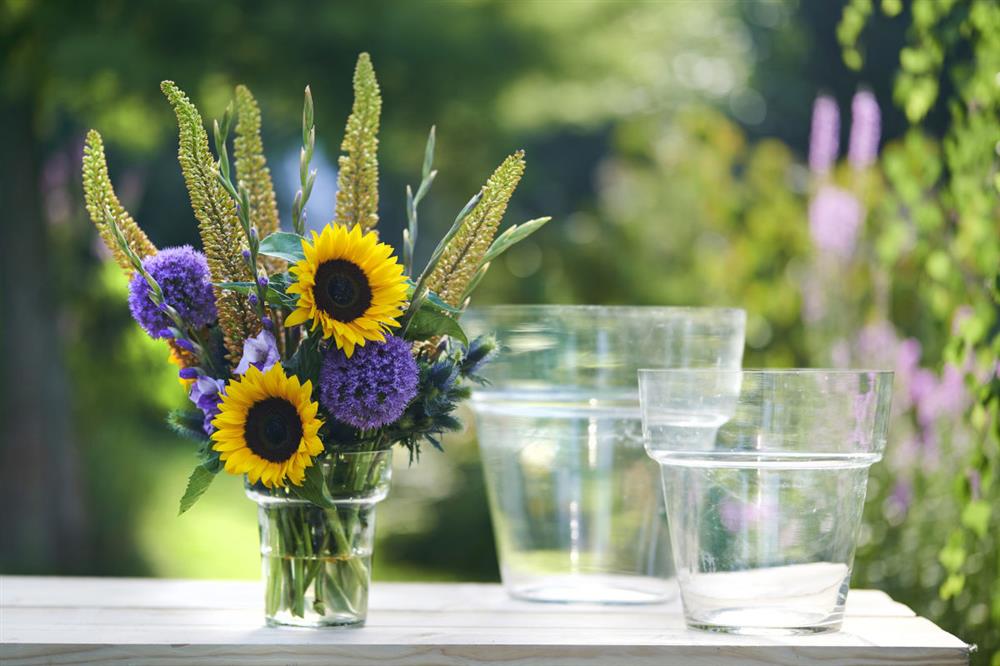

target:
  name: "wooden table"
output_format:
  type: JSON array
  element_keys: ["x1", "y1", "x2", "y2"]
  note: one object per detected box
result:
[{"x1": 0, "y1": 576, "x2": 969, "y2": 665}]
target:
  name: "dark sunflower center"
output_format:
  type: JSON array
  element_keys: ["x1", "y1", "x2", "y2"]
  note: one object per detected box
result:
[
  {"x1": 244, "y1": 398, "x2": 303, "y2": 462},
  {"x1": 313, "y1": 259, "x2": 372, "y2": 322}
]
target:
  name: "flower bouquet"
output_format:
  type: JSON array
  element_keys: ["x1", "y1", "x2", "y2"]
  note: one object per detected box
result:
[{"x1": 81, "y1": 53, "x2": 549, "y2": 627}]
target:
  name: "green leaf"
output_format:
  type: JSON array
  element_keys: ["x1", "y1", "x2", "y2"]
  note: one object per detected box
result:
[
  {"x1": 483, "y1": 216, "x2": 551, "y2": 263},
  {"x1": 406, "y1": 307, "x2": 468, "y2": 345},
  {"x1": 283, "y1": 333, "x2": 322, "y2": 385},
  {"x1": 939, "y1": 573, "x2": 965, "y2": 600},
  {"x1": 215, "y1": 280, "x2": 298, "y2": 308},
  {"x1": 291, "y1": 463, "x2": 336, "y2": 508},
  {"x1": 939, "y1": 531, "x2": 966, "y2": 572},
  {"x1": 961, "y1": 500, "x2": 991, "y2": 540},
  {"x1": 259, "y1": 231, "x2": 306, "y2": 263},
  {"x1": 421, "y1": 125, "x2": 436, "y2": 182},
  {"x1": 178, "y1": 464, "x2": 217, "y2": 515}
]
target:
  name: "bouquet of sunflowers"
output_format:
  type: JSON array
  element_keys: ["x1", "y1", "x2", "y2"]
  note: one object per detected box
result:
[{"x1": 81, "y1": 53, "x2": 548, "y2": 627}]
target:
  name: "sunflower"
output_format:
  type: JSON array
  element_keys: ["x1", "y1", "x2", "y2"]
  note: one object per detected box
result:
[
  {"x1": 284, "y1": 223, "x2": 408, "y2": 358},
  {"x1": 211, "y1": 363, "x2": 324, "y2": 489}
]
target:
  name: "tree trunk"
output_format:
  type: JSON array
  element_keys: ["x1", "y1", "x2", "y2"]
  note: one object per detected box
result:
[{"x1": 0, "y1": 96, "x2": 89, "y2": 573}]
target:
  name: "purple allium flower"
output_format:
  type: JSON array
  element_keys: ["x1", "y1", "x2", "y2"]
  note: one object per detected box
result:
[
  {"x1": 257, "y1": 275, "x2": 269, "y2": 289},
  {"x1": 128, "y1": 246, "x2": 216, "y2": 338},
  {"x1": 174, "y1": 338, "x2": 196, "y2": 353},
  {"x1": 319, "y1": 335, "x2": 419, "y2": 430},
  {"x1": 262, "y1": 316, "x2": 274, "y2": 331},
  {"x1": 809, "y1": 95, "x2": 839, "y2": 175},
  {"x1": 235, "y1": 329, "x2": 280, "y2": 376},
  {"x1": 189, "y1": 375, "x2": 226, "y2": 434},
  {"x1": 809, "y1": 185, "x2": 862, "y2": 259},
  {"x1": 848, "y1": 89, "x2": 880, "y2": 170},
  {"x1": 178, "y1": 367, "x2": 199, "y2": 380}
]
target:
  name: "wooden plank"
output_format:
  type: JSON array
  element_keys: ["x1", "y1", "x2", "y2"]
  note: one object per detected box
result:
[
  {"x1": 0, "y1": 577, "x2": 916, "y2": 616},
  {"x1": 0, "y1": 576, "x2": 970, "y2": 666},
  {"x1": 0, "y1": 643, "x2": 971, "y2": 666}
]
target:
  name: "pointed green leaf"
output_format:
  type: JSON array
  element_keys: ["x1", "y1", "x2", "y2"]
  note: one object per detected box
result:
[
  {"x1": 483, "y1": 217, "x2": 551, "y2": 263},
  {"x1": 406, "y1": 307, "x2": 469, "y2": 345},
  {"x1": 259, "y1": 231, "x2": 306, "y2": 263},
  {"x1": 178, "y1": 464, "x2": 217, "y2": 515},
  {"x1": 291, "y1": 463, "x2": 336, "y2": 508}
]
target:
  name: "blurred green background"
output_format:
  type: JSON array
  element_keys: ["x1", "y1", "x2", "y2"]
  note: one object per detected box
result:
[{"x1": 2, "y1": 0, "x2": 997, "y2": 662}]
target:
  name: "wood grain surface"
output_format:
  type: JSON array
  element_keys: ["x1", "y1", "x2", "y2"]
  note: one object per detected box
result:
[{"x1": 0, "y1": 576, "x2": 970, "y2": 665}]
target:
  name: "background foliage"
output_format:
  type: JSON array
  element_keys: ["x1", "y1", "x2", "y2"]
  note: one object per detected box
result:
[{"x1": 1, "y1": 0, "x2": 995, "y2": 661}]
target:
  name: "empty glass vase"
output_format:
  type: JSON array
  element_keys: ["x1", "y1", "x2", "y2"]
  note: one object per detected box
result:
[
  {"x1": 639, "y1": 369, "x2": 893, "y2": 634},
  {"x1": 466, "y1": 305, "x2": 746, "y2": 604}
]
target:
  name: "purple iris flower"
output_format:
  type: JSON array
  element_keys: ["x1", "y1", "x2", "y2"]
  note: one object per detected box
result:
[
  {"x1": 235, "y1": 329, "x2": 280, "y2": 376},
  {"x1": 189, "y1": 375, "x2": 226, "y2": 434}
]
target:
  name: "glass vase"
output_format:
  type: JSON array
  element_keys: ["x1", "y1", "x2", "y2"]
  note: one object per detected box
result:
[
  {"x1": 246, "y1": 450, "x2": 392, "y2": 628},
  {"x1": 464, "y1": 305, "x2": 746, "y2": 604},
  {"x1": 639, "y1": 369, "x2": 893, "y2": 634}
]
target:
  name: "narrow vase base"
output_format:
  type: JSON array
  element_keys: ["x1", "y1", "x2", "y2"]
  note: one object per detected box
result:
[
  {"x1": 685, "y1": 607, "x2": 843, "y2": 636},
  {"x1": 266, "y1": 613, "x2": 366, "y2": 629},
  {"x1": 507, "y1": 574, "x2": 677, "y2": 605}
]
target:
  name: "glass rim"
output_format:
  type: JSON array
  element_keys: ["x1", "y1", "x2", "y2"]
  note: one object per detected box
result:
[
  {"x1": 639, "y1": 368, "x2": 894, "y2": 377},
  {"x1": 320, "y1": 449, "x2": 393, "y2": 459},
  {"x1": 464, "y1": 304, "x2": 746, "y2": 317}
]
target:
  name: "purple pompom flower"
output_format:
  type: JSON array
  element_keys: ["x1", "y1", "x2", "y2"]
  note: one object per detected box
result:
[
  {"x1": 319, "y1": 335, "x2": 419, "y2": 430},
  {"x1": 848, "y1": 89, "x2": 880, "y2": 170},
  {"x1": 808, "y1": 95, "x2": 839, "y2": 175},
  {"x1": 128, "y1": 246, "x2": 217, "y2": 338},
  {"x1": 235, "y1": 329, "x2": 280, "y2": 376}
]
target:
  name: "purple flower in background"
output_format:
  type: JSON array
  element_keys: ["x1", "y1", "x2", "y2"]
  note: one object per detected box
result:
[
  {"x1": 809, "y1": 185, "x2": 862, "y2": 258},
  {"x1": 968, "y1": 469, "x2": 981, "y2": 500},
  {"x1": 809, "y1": 95, "x2": 839, "y2": 175},
  {"x1": 908, "y1": 362, "x2": 968, "y2": 430},
  {"x1": 128, "y1": 246, "x2": 216, "y2": 338},
  {"x1": 319, "y1": 335, "x2": 419, "y2": 430},
  {"x1": 719, "y1": 498, "x2": 778, "y2": 533},
  {"x1": 894, "y1": 337, "x2": 923, "y2": 411},
  {"x1": 848, "y1": 89, "x2": 881, "y2": 170},
  {"x1": 852, "y1": 382, "x2": 878, "y2": 448},
  {"x1": 235, "y1": 329, "x2": 279, "y2": 375},
  {"x1": 189, "y1": 375, "x2": 226, "y2": 434},
  {"x1": 888, "y1": 479, "x2": 913, "y2": 515},
  {"x1": 856, "y1": 321, "x2": 898, "y2": 368}
]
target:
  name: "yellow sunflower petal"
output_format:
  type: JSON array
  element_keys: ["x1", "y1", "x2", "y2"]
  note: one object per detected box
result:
[{"x1": 210, "y1": 362, "x2": 324, "y2": 489}]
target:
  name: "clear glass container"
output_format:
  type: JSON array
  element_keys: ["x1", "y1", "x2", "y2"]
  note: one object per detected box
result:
[
  {"x1": 465, "y1": 306, "x2": 746, "y2": 604},
  {"x1": 639, "y1": 369, "x2": 893, "y2": 634},
  {"x1": 246, "y1": 450, "x2": 392, "y2": 627}
]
